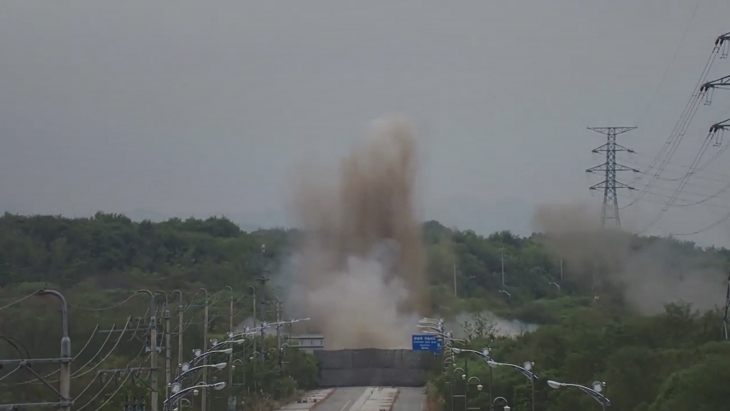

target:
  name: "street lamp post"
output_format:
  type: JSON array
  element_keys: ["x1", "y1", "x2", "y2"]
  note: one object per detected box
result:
[
  {"x1": 492, "y1": 397, "x2": 510, "y2": 411},
  {"x1": 487, "y1": 360, "x2": 537, "y2": 411},
  {"x1": 547, "y1": 380, "x2": 610, "y2": 411},
  {"x1": 497, "y1": 290, "x2": 512, "y2": 305},
  {"x1": 166, "y1": 350, "x2": 228, "y2": 409},
  {"x1": 451, "y1": 348, "x2": 493, "y2": 411},
  {"x1": 174, "y1": 362, "x2": 226, "y2": 383},
  {"x1": 443, "y1": 355, "x2": 454, "y2": 371},
  {"x1": 465, "y1": 376, "x2": 483, "y2": 411},
  {"x1": 223, "y1": 285, "x2": 235, "y2": 411},
  {"x1": 279, "y1": 343, "x2": 291, "y2": 373},
  {"x1": 230, "y1": 359, "x2": 245, "y2": 388},
  {"x1": 37, "y1": 289, "x2": 72, "y2": 411},
  {"x1": 164, "y1": 382, "x2": 226, "y2": 411},
  {"x1": 249, "y1": 350, "x2": 262, "y2": 391},
  {"x1": 190, "y1": 348, "x2": 233, "y2": 366},
  {"x1": 172, "y1": 398, "x2": 192, "y2": 411},
  {"x1": 418, "y1": 318, "x2": 464, "y2": 347},
  {"x1": 450, "y1": 367, "x2": 465, "y2": 411}
]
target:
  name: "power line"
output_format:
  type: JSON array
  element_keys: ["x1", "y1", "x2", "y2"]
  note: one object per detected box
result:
[
  {"x1": 622, "y1": 37, "x2": 725, "y2": 210},
  {"x1": 629, "y1": 151, "x2": 730, "y2": 180},
  {"x1": 0, "y1": 291, "x2": 38, "y2": 311},
  {"x1": 671, "y1": 210, "x2": 730, "y2": 236},
  {"x1": 640, "y1": 38, "x2": 730, "y2": 233},
  {"x1": 610, "y1": 31, "x2": 730, "y2": 236},
  {"x1": 586, "y1": 127, "x2": 638, "y2": 228},
  {"x1": 0, "y1": 290, "x2": 72, "y2": 411},
  {"x1": 635, "y1": 0, "x2": 701, "y2": 126},
  {"x1": 640, "y1": 129, "x2": 716, "y2": 233},
  {"x1": 1, "y1": 286, "x2": 275, "y2": 411}
]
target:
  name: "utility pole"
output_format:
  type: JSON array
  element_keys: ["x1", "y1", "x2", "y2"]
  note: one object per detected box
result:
[
  {"x1": 201, "y1": 290, "x2": 210, "y2": 411},
  {"x1": 0, "y1": 290, "x2": 74, "y2": 411},
  {"x1": 592, "y1": 266, "x2": 596, "y2": 293},
  {"x1": 256, "y1": 244, "x2": 270, "y2": 368},
  {"x1": 500, "y1": 249, "x2": 505, "y2": 289},
  {"x1": 257, "y1": 244, "x2": 270, "y2": 323},
  {"x1": 453, "y1": 261, "x2": 457, "y2": 297},
  {"x1": 47, "y1": 290, "x2": 73, "y2": 411},
  {"x1": 164, "y1": 305, "x2": 171, "y2": 401},
  {"x1": 586, "y1": 127, "x2": 638, "y2": 228},
  {"x1": 276, "y1": 300, "x2": 283, "y2": 371},
  {"x1": 559, "y1": 256, "x2": 563, "y2": 282},
  {"x1": 276, "y1": 301, "x2": 282, "y2": 350},
  {"x1": 177, "y1": 300, "x2": 184, "y2": 373},
  {"x1": 149, "y1": 294, "x2": 159, "y2": 411},
  {"x1": 227, "y1": 287, "x2": 235, "y2": 411},
  {"x1": 249, "y1": 285, "x2": 257, "y2": 394}
]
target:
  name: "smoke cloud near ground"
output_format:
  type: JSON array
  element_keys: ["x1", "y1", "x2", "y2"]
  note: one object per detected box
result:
[
  {"x1": 532, "y1": 202, "x2": 726, "y2": 315},
  {"x1": 278, "y1": 116, "x2": 429, "y2": 349},
  {"x1": 445, "y1": 311, "x2": 539, "y2": 339}
]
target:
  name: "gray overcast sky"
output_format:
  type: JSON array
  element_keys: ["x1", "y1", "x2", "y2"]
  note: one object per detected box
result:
[{"x1": 2, "y1": 1, "x2": 730, "y2": 246}]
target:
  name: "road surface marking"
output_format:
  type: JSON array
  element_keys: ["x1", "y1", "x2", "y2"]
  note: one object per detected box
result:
[{"x1": 348, "y1": 387, "x2": 375, "y2": 411}]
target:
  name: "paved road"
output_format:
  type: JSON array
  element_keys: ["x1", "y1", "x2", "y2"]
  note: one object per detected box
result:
[
  {"x1": 391, "y1": 387, "x2": 426, "y2": 411},
  {"x1": 292, "y1": 387, "x2": 425, "y2": 411},
  {"x1": 312, "y1": 387, "x2": 369, "y2": 411}
]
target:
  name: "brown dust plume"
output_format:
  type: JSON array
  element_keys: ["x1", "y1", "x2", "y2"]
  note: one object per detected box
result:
[{"x1": 280, "y1": 116, "x2": 430, "y2": 349}]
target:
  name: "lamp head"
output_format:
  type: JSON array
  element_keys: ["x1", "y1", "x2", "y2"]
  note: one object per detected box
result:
[
  {"x1": 592, "y1": 381, "x2": 605, "y2": 393},
  {"x1": 171, "y1": 382, "x2": 181, "y2": 394},
  {"x1": 222, "y1": 348, "x2": 233, "y2": 354},
  {"x1": 522, "y1": 361, "x2": 533, "y2": 371},
  {"x1": 214, "y1": 362, "x2": 227, "y2": 370},
  {"x1": 477, "y1": 384, "x2": 483, "y2": 391},
  {"x1": 193, "y1": 389, "x2": 199, "y2": 396},
  {"x1": 547, "y1": 380, "x2": 561, "y2": 390},
  {"x1": 487, "y1": 360, "x2": 498, "y2": 369},
  {"x1": 211, "y1": 339, "x2": 218, "y2": 346},
  {"x1": 482, "y1": 348, "x2": 490, "y2": 357},
  {"x1": 181, "y1": 362, "x2": 190, "y2": 372},
  {"x1": 451, "y1": 348, "x2": 462, "y2": 354},
  {"x1": 461, "y1": 374, "x2": 466, "y2": 380},
  {"x1": 193, "y1": 348, "x2": 202, "y2": 357},
  {"x1": 213, "y1": 382, "x2": 227, "y2": 391}
]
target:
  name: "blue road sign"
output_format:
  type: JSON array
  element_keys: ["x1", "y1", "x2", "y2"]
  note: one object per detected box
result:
[{"x1": 411, "y1": 334, "x2": 443, "y2": 352}]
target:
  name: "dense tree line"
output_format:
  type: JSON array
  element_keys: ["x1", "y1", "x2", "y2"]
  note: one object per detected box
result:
[
  {"x1": 429, "y1": 301, "x2": 728, "y2": 411},
  {"x1": 1, "y1": 213, "x2": 729, "y2": 410}
]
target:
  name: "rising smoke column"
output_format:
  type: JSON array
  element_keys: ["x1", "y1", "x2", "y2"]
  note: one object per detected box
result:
[{"x1": 281, "y1": 116, "x2": 429, "y2": 349}]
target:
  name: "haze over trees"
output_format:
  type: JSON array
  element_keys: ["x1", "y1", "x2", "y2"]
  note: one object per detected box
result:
[{"x1": 1, "y1": 212, "x2": 729, "y2": 410}]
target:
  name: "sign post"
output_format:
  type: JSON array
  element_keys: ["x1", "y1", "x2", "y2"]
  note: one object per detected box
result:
[{"x1": 411, "y1": 334, "x2": 443, "y2": 352}]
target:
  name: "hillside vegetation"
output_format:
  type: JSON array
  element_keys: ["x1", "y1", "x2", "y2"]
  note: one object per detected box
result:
[{"x1": 1, "y1": 213, "x2": 729, "y2": 410}]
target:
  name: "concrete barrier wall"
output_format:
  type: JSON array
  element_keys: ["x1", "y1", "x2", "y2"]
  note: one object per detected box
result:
[{"x1": 314, "y1": 349, "x2": 430, "y2": 387}]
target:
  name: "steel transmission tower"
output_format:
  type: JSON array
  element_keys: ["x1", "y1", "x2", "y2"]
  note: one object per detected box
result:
[
  {"x1": 586, "y1": 127, "x2": 639, "y2": 227},
  {"x1": 722, "y1": 275, "x2": 730, "y2": 341}
]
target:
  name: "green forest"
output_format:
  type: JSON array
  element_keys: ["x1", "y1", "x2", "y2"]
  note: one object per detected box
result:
[{"x1": 1, "y1": 212, "x2": 729, "y2": 411}]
